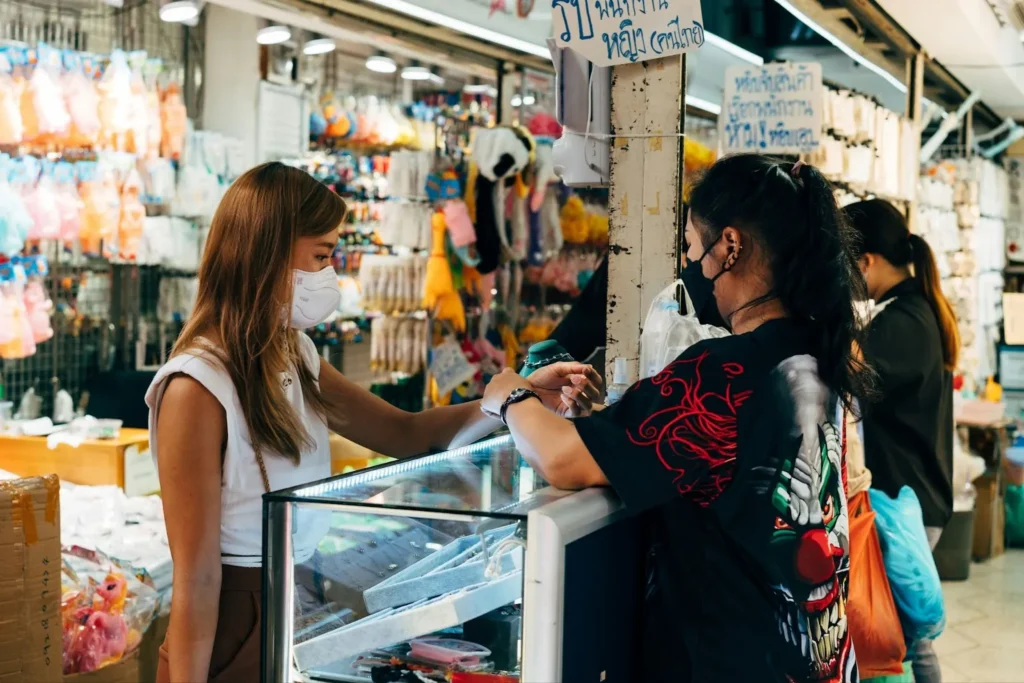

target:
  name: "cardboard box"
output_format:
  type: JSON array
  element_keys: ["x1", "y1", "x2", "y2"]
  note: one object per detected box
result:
[
  {"x1": 0, "y1": 475, "x2": 63, "y2": 683},
  {"x1": 973, "y1": 471, "x2": 1006, "y2": 561},
  {"x1": 63, "y1": 651, "x2": 139, "y2": 683},
  {"x1": 0, "y1": 430, "x2": 156, "y2": 496}
]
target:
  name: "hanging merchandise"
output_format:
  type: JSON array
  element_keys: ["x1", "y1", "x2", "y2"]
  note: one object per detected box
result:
[
  {"x1": 22, "y1": 157, "x2": 62, "y2": 241},
  {"x1": 423, "y1": 211, "x2": 466, "y2": 333},
  {"x1": 99, "y1": 50, "x2": 133, "y2": 151},
  {"x1": 370, "y1": 315, "x2": 429, "y2": 375},
  {"x1": 387, "y1": 149, "x2": 434, "y2": 200},
  {"x1": 21, "y1": 255, "x2": 53, "y2": 344},
  {"x1": 378, "y1": 202, "x2": 432, "y2": 251},
  {"x1": 0, "y1": 157, "x2": 32, "y2": 256},
  {"x1": 0, "y1": 52, "x2": 23, "y2": 145},
  {"x1": 0, "y1": 258, "x2": 37, "y2": 360},
  {"x1": 63, "y1": 52, "x2": 101, "y2": 148},
  {"x1": 359, "y1": 253, "x2": 427, "y2": 314},
  {"x1": 77, "y1": 162, "x2": 122, "y2": 258},
  {"x1": 119, "y1": 169, "x2": 146, "y2": 261},
  {"x1": 25, "y1": 43, "x2": 72, "y2": 146},
  {"x1": 160, "y1": 82, "x2": 187, "y2": 160}
]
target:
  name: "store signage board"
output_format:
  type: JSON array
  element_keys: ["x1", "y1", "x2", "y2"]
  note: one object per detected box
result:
[
  {"x1": 721, "y1": 62, "x2": 823, "y2": 155},
  {"x1": 431, "y1": 339, "x2": 479, "y2": 397},
  {"x1": 552, "y1": 0, "x2": 705, "y2": 67}
]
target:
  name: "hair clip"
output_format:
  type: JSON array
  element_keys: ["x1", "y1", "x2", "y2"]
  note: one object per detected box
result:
[{"x1": 790, "y1": 161, "x2": 805, "y2": 178}]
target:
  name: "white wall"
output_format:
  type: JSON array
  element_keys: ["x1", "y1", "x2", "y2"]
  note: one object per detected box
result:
[{"x1": 203, "y1": 5, "x2": 260, "y2": 169}]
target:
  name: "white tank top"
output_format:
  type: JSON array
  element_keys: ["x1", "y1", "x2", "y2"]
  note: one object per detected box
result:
[{"x1": 145, "y1": 333, "x2": 331, "y2": 567}]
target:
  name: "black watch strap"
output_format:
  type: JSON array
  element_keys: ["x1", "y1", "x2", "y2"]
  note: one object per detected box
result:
[{"x1": 500, "y1": 389, "x2": 540, "y2": 425}]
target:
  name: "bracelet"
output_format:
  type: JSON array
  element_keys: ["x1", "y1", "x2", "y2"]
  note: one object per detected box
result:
[{"x1": 500, "y1": 389, "x2": 541, "y2": 426}]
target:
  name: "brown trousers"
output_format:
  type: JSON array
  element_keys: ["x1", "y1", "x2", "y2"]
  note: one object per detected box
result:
[{"x1": 156, "y1": 565, "x2": 262, "y2": 683}]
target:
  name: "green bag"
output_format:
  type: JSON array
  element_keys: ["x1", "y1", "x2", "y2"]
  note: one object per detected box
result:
[{"x1": 1007, "y1": 484, "x2": 1024, "y2": 548}]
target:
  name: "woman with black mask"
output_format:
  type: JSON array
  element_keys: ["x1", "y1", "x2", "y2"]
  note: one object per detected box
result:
[
  {"x1": 482, "y1": 154, "x2": 873, "y2": 683},
  {"x1": 844, "y1": 198, "x2": 958, "y2": 683}
]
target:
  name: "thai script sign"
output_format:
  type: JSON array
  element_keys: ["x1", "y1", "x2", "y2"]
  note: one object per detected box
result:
[
  {"x1": 721, "y1": 62, "x2": 823, "y2": 154},
  {"x1": 552, "y1": 0, "x2": 704, "y2": 67}
]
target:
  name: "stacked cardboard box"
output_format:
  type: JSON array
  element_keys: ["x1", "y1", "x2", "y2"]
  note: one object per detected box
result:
[{"x1": 0, "y1": 474, "x2": 63, "y2": 682}]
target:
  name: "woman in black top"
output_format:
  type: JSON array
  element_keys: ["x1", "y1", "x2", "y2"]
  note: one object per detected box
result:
[
  {"x1": 483, "y1": 155, "x2": 873, "y2": 683},
  {"x1": 844, "y1": 199, "x2": 958, "y2": 683}
]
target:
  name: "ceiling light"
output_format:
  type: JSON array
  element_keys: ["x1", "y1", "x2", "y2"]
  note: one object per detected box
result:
[
  {"x1": 303, "y1": 37, "x2": 336, "y2": 55},
  {"x1": 159, "y1": 0, "x2": 199, "y2": 23},
  {"x1": 428, "y1": 68, "x2": 445, "y2": 86},
  {"x1": 257, "y1": 25, "x2": 291, "y2": 45},
  {"x1": 685, "y1": 94, "x2": 722, "y2": 116},
  {"x1": 511, "y1": 95, "x2": 523, "y2": 107},
  {"x1": 464, "y1": 80, "x2": 497, "y2": 96},
  {"x1": 522, "y1": 94, "x2": 536, "y2": 106},
  {"x1": 366, "y1": 53, "x2": 397, "y2": 74},
  {"x1": 402, "y1": 62, "x2": 431, "y2": 80}
]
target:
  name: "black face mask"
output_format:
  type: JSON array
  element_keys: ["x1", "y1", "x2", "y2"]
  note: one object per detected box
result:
[{"x1": 680, "y1": 236, "x2": 729, "y2": 329}]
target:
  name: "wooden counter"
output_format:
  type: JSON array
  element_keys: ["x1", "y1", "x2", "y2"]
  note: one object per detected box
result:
[{"x1": 0, "y1": 429, "x2": 157, "y2": 496}]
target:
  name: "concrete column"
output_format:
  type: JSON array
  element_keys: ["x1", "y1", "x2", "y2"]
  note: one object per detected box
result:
[{"x1": 202, "y1": 5, "x2": 260, "y2": 169}]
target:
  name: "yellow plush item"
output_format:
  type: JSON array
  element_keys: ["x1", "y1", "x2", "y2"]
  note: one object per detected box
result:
[
  {"x1": 587, "y1": 211, "x2": 609, "y2": 244},
  {"x1": 498, "y1": 324, "x2": 520, "y2": 369},
  {"x1": 423, "y1": 212, "x2": 466, "y2": 333},
  {"x1": 464, "y1": 163, "x2": 479, "y2": 223},
  {"x1": 560, "y1": 195, "x2": 588, "y2": 244}
]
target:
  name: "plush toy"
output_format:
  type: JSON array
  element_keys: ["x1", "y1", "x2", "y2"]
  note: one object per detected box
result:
[
  {"x1": 423, "y1": 211, "x2": 466, "y2": 333},
  {"x1": 470, "y1": 127, "x2": 535, "y2": 274},
  {"x1": 560, "y1": 195, "x2": 588, "y2": 244},
  {"x1": 22, "y1": 279, "x2": 53, "y2": 344}
]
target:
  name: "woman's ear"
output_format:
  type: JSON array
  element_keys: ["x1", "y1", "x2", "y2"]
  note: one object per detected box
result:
[{"x1": 721, "y1": 226, "x2": 743, "y2": 268}]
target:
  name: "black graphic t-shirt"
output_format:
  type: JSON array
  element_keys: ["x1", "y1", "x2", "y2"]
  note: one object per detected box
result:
[{"x1": 575, "y1": 319, "x2": 856, "y2": 683}]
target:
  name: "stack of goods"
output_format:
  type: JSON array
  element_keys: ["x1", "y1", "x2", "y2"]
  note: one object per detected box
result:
[
  {"x1": 806, "y1": 88, "x2": 918, "y2": 202},
  {"x1": 370, "y1": 315, "x2": 429, "y2": 375},
  {"x1": 359, "y1": 253, "x2": 428, "y2": 314}
]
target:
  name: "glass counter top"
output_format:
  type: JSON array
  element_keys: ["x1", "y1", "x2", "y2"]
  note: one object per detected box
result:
[{"x1": 271, "y1": 434, "x2": 560, "y2": 520}]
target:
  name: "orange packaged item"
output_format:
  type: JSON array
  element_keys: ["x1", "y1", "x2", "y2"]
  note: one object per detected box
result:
[
  {"x1": 64, "y1": 68, "x2": 101, "y2": 148},
  {"x1": 846, "y1": 491, "x2": 907, "y2": 678},
  {"x1": 160, "y1": 82, "x2": 187, "y2": 160},
  {"x1": 98, "y1": 51, "x2": 133, "y2": 150},
  {"x1": 118, "y1": 170, "x2": 145, "y2": 261}
]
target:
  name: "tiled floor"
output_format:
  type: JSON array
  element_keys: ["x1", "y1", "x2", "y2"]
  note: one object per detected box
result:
[{"x1": 935, "y1": 549, "x2": 1024, "y2": 682}]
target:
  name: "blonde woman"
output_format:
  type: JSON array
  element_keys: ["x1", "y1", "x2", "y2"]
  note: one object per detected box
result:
[{"x1": 146, "y1": 162, "x2": 600, "y2": 683}]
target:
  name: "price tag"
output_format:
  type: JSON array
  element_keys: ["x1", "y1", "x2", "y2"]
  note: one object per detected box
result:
[
  {"x1": 721, "y1": 62, "x2": 823, "y2": 155},
  {"x1": 553, "y1": 0, "x2": 704, "y2": 67},
  {"x1": 430, "y1": 340, "x2": 478, "y2": 397},
  {"x1": 124, "y1": 446, "x2": 160, "y2": 497}
]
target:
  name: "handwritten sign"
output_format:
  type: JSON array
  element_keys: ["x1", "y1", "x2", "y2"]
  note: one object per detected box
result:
[
  {"x1": 553, "y1": 0, "x2": 704, "y2": 67},
  {"x1": 721, "y1": 62, "x2": 823, "y2": 155},
  {"x1": 430, "y1": 339, "x2": 479, "y2": 397}
]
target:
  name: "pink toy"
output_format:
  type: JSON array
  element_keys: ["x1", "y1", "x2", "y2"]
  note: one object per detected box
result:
[
  {"x1": 443, "y1": 200, "x2": 476, "y2": 248},
  {"x1": 23, "y1": 280, "x2": 53, "y2": 344},
  {"x1": 24, "y1": 179, "x2": 61, "y2": 240},
  {"x1": 64, "y1": 610, "x2": 128, "y2": 674}
]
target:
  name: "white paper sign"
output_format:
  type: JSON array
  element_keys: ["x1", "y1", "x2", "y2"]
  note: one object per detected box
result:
[
  {"x1": 721, "y1": 62, "x2": 823, "y2": 155},
  {"x1": 430, "y1": 340, "x2": 479, "y2": 397},
  {"x1": 124, "y1": 446, "x2": 160, "y2": 497},
  {"x1": 553, "y1": 0, "x2": 704, "y2": 67}
]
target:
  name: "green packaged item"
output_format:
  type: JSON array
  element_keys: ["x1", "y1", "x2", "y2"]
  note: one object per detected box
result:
[
  {"x1": 519, "y1": 340, "x2": 574, "y2": 378},
  {"x1": 1007, "y1": 484, "x2": 1024, "y2": 548}
]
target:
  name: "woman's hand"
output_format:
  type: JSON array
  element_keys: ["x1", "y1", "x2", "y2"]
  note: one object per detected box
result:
[
  {"x1": 527, "y1": 362, "x2": 603, "y2": 417},
  {"x1": 481, "y1": 368, "x2": 532, "y2": 418}
]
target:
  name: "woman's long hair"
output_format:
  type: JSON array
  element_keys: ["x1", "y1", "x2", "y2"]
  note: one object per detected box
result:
[
  {"x1": 844, "y1": 198, "x2": 959, "y2": 371},
  {"x1": 173, "y1": 162, "x2": 347, "y2": 463},
  {"x1": 687, "y1": 154, "x2": 874, "y2": 411}
]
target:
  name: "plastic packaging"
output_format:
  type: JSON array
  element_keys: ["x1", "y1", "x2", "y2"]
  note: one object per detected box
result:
[
  {"x1": 605, "y1": 357, "x2": 630, "y2": 405},
  {"x1": 639, "y1": 280, "x2": 730, "y2": 380},
  {"x1": 869, "y1": 487, "x2": 946, "y2": 643}
]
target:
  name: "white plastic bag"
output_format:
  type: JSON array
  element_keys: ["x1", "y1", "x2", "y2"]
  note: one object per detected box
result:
[{"x1": 639, "y1": 280, "x2": 729, "y2": 380}]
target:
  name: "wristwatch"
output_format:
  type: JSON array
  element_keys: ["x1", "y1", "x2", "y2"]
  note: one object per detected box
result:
[{"x1": 500, "y1": 388, "x2": 541, "y2": 426}]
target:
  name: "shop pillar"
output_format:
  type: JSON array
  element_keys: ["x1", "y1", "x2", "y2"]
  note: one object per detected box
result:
[
  {"x1": 605, "y1": 56, "x2": 686, "y2": 381},
  {"x1": 202, "y1": 5, "x2": 261, "y2": 170}
]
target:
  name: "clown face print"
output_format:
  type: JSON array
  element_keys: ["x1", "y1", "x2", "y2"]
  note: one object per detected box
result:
[{"x1": 768, "y1": 356, "x2": 854, "y2": 683}]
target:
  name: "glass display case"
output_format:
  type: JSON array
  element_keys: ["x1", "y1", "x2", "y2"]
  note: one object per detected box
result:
[{"x1": 261, "y1": 434, "x2": 642, "y2": 683}]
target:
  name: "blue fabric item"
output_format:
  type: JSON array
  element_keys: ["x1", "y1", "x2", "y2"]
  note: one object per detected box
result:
[
  {"x1": 310, "y1": 112, "x2": 327, "y2": 137},
  {"x1": 528, "y1": 207, "x2": 544, "y2": 266},
  {"x1": 869, "y1": 487, "x2": 946, "y2": 643}
]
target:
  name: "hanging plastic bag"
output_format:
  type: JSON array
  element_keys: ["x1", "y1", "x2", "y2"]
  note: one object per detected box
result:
[
  {"x1": 847, "y1": 491, "x2": 907, "y2": 677},
  {"x1": 639, "y1": 279, "x2": 729, "y2": 380},
  {"x1": 869, "y1": 487, "x2": 946, "y2": 643}
]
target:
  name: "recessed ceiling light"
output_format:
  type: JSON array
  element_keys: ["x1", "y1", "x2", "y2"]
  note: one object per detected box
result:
[
  {"x1": 366, "y1": 54, "x2": 397, "y2": 74},
  {"x1": 464, "y1": 82, "x2": 498, "y2": 97},
  {"x1": 159, "y1": 0, "x2": 199, "y2": 23},
  {"x1": 401, "y1": 62, "x2": 431, "y2": 80},
  {"x1": 257, "y1": 25, "x2": 291, "y2": 45},
  {"x1": 511, "y1": 95, "x2": 523, "y2": 107},
  {"x1": 303, "y1": 37, "x2": 336, "y2": 55},
  {"x1": 523, "y1": 94, "x2": 536, "y2": 106}
]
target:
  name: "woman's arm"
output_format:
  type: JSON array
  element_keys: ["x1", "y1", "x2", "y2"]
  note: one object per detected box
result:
[
  {"x1": 319, "y1": 361, "x2": 498, "y2": 457},
  {"x1": 318, "y1": 361, "x2": 602, "y2": 458},
  {"x1": 481, "y1": 369, "x2": 608, "y2": 489},
  {"x1": 156, "y1": 375, "x2": 226, "y2": 683}
]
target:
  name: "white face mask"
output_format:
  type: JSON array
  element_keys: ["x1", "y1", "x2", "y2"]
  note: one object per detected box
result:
[{"x1": 290, "y1": 267, "x2": 341, "y2": 329}]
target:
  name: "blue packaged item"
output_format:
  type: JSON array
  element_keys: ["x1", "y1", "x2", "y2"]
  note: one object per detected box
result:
[{"x1": 869, "y1": 487, "x2": 945, "y2": 643}]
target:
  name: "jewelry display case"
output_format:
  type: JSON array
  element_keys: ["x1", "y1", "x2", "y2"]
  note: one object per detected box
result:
[{"x1": 261, "y1": 434, "x2": 644, "y2": 682}]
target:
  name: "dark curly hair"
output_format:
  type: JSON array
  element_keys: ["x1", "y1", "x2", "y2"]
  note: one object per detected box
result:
[{"x1": 688, "y1": 153, "x2": 875, "y2": 411}]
